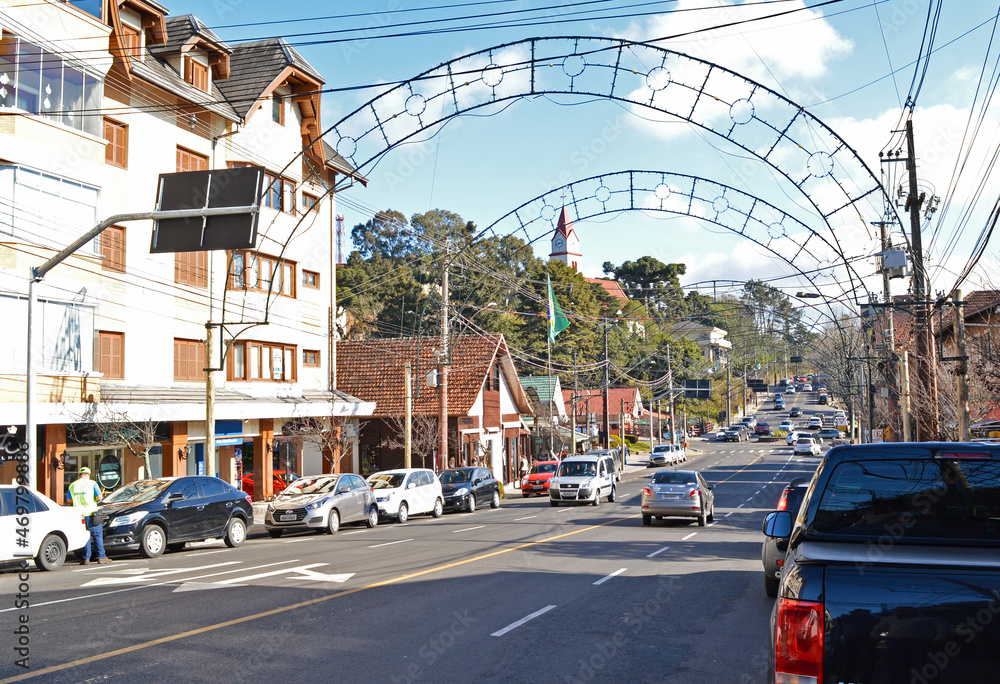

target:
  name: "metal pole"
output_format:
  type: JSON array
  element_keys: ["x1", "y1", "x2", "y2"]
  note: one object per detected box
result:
[
  {"x1": 206, "y1": 322, "x2": 216, "y2": 478},
  {"x1": 25, "y1": 276, "x2": 38, "y2": 492},
  {"x1": 438, "y1": 239, "x2": 449, "y2": 472},
  {"x1": 667, "y1": 344, "x2": 676, "y2": 445},
  {"x1": 602, "y1": 318, "x2": 610, "y2": 449},
  {"x1": 404, "y1": 361, "x2": 412, "y2": 467},
  {"x1": 571, "y1": 350, "x2": 578, "y2": 455}
]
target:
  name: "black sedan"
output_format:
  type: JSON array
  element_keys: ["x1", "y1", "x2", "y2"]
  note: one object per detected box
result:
[
  {"x1": 99, "y1": 476, "x2": 253, "y2": 558},
  {"x1": 439, "y1": 467, "x2": 501, "y2": 513}
]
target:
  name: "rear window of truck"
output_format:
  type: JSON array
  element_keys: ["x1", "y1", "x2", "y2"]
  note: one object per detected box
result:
[{"x1": 812, "y1": 458, "x2": 1000, "y2": 541}]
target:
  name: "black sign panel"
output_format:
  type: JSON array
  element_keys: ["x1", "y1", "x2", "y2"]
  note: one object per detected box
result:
[
  {"x1": 790, "y1": 356, "x2": 803, "y2": 363},
  {"x1": 684, "y1": 379, "x2": 712, "y2": 399},
  {"x1": 97, "y1": 453, "x2": 122, "y2": 489},
  {"x1": 151, "y1": 166, "x2": 265, "y2": 253}
]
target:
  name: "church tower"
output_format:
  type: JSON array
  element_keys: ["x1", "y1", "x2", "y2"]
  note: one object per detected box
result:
[{"x1": 549, "y1": 206, "x2": 582, "y2": 271}]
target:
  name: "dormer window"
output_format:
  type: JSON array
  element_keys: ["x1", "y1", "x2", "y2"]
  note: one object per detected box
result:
[
  {"x1": 120, "y1": 24, "x2": 142, "y2": 60},
  {"x1": 183, "y1": 56, "x2": 208, "y2": 91}
]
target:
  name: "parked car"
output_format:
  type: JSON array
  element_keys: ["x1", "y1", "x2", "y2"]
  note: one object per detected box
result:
[
  {"x1": 367, "y1": 469, "x2": 444, "y2": 523},
  {"x1": 549, "y1": 453, "x2": 616, "y2": 506},
  {"x1": 0, "y1": 485, "x2": 89, "y2": 571},
  {"x1": 99, "y1": 476, "x2": 253, "y2": 558},
  {"x1": 789, "y1": 407, "x2": 803, "y2": 418},
  {"x1": 520, "y1": 460, "x2": 559, "y2": 497},
  {"x1": 264, "y1": 473, "x2": 377, "y2": 536},
  {"x1": 806, "y1": 416, "x2": 823, "y2": 429},
  {"x1": 792, "y1": 437, "x2": 821, "y2": 456},
  {"x1": 815, "y1": 428, "x2": 842, "y2": 442},
  {"x1": 240, "y1": 469, "x2": 296, "y2": 499},
  {"x1": 640, "y1": 469, "x2": 715, "y2": 526},
  {"x1": 439, "y1": 467, "x2": 500, "y2": 513},
  {"x1": 755, "y1": 422, "x2": 771, "y2": 436},
  {"x1": 761, "y1": 478, "x2": 809, "y2": 597}
]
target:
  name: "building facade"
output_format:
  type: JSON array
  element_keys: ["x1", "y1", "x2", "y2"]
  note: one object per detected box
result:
[{"x1": 0, "y1": 0, "x2": 370, "y2": 502}]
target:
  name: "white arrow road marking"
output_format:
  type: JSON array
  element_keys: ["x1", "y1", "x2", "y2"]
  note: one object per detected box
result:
[
  {"x1": 218, "y1": 563, "x2": 326, "y2": 584},
  {"x1": 82, "y1": 562, "x2": 241, "y2": 586},
  {"x1": 491, "y1": 605, "x2": 557, "y2": 637},
  {"x1": 285, "y1": 568, "x2": 355, "y2": 583},
  {"x1": 172, "y1": 582, "x2": 245, "y2": 593}
]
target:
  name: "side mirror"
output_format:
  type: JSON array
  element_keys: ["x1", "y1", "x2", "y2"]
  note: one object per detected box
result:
[
  {"x1": 762, "y1": 510, "x2": 793, "y2": 538},
  {"x1": 165, "y1": 492, "x2": 184, "y2": 506},
  {"x1": 407, "y1": 481, "x2": 416, "y2": 489}
]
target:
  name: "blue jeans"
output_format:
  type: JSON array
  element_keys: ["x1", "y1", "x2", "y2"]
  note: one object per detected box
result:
[{"x1": 84, "y1": 514, "x2": 106, "y2": 560}]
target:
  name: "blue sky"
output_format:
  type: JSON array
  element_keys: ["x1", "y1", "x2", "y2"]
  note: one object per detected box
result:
[{"x1": 172, "y1": 0, "x2": 1000, "y2": 312}]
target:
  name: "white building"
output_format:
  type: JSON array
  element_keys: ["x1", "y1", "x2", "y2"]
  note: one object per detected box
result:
[{"x1": 0, "y1": 0, "x2": 370, "y2": 501}]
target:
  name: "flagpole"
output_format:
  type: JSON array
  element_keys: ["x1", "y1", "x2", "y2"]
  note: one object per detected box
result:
[{"x1": 547, "y1": 332, "x2": 554, "y2": 458}]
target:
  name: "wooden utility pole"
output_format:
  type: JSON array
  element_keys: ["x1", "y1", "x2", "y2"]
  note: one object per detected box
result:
[
  {"x1": 900, "y1": 350, "x2": 913, "y2": 441},
  {"x1": 955, "y1": 290, "x2": 971, "y2": 441},
  {"x1": 438, "y1": 239, "x2": 449, "y2": 472},
  {"x1": 602, "y1": 318, "x2": 611, "y2": 449},
  {"x1": 905, "y1": 119, "x2": 939, "y2": 440},
  {"x1": 571, "y1": 350, "x2": 578, "y2": 455}
]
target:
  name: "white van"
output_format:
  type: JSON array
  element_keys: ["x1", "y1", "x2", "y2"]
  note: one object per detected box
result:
[
  {"x1": 366, "y1": 469, "x2": 444, "y2": 523},
  {"x1": 548, "y1": 453, "x2": 617, "y2": 506}
]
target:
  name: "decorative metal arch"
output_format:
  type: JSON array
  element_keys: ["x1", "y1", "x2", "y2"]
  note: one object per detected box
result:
[
  {"x1": 327, "y1": 36, "x2": 897, "y2": 301},
  {"x1": 485, "y1": 170, "x2": 863, "y2": 310}
]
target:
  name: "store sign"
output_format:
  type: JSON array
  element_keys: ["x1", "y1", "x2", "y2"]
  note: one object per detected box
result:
[{"x1": 97, "y1": 453, "x2": 122, "y2": 489}]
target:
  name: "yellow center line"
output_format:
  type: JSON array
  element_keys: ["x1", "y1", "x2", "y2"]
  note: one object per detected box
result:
[{"x1": 1, "y1": 513, "x2": 639, "y2": 682}]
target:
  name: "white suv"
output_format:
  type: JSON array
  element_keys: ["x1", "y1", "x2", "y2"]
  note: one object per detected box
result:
[
  {"x1": 366, "y1": 469, "x2": 444, "y2": 523},
  {"x1": 549, "y1": 454, "x2": 616, "y2": 507}
]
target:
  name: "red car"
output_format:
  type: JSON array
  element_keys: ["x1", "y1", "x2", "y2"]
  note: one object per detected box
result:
[
  {"x1": 755, "y1": 422, "x2": 771, "y2": 436},
  {"x1": 240, "y1": 470, "x2": 296, "y2": 499},
  {"x1": 520, "y1": 460, "x2": 559, "y2": 497}
]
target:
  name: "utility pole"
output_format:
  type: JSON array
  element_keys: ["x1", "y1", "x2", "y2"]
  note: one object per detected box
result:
[
  {"x1": 602, "y1": 318, "x2": 611, "y2": 449},
  {"x1": 571, "y1": 350, "x2": 578, "y2": 455},
  {"x1": 404, "y1": 361, "x2": 412, "y2": 468},
  {"x1": 725, "y1": 359, "x2": 732, "y2": 427},
  {"x1": 900, "y1": 350, "x2": 912, "y2": 441},
  {"x1": 955, "y1": 290, "x2": 971, "y2": 441},
  {"x1": 438, "y1": 238, "x2": 449, "y2": 472},
  {"x1": 877, "y1": 219, "x2": 899, "y2": 441},
  {"x1": 904, "y1": 118, "x2": 939, "y2": 440},
  {"x1": 667, "y1": 344, "x2": 676, "y2": 445},
  {"x1": 620, "y1": 397, "x2": 626, "y2": 451}
]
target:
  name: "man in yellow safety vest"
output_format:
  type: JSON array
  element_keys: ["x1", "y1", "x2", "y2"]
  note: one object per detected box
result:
[{"x1": 69, "y1": 467, "x2": 110, "y2": 565}]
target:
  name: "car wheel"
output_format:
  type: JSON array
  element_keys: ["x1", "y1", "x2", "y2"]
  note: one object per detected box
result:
[
  {"x1": 166, "y1": 542, "x2": 186, "y2": 552},
  {"x1": 366, "y1": 506, "x2": 379, "y2": 529},
  {"x1": 225, "y1": 518, "x2": 247, "y2": 547},
  {"x1": 326, "y1": 509, "x2": 340, "y2": 535},
  {"x1": 467, "y1": 494, "x2": 477, "y2": 513},
  {"x1": 642, "y1": 514, "x2": 652, "y2": 526},
  {"x1": 698, "y1": 506, "x2": 707, "y2": 527},
  {"x1": 267, "y1": 529, "x2": 283, "y2": 538},
  {"x1": 396, "y1": 502, "x2": 409, "y2": 524},
  {"x1": 608, "y1": 485, "x2": 616, "y2": 503},
  {"x1": 522, "y1": 492, "x2": 531, "y2": 498},
  {"x1": 490, "y1": 490, "x2": 501, "y2": 509},
  {"x1": 432, "y1": 498, "x2": 444, "y2": 518},
  {"x1": 707, "y1": 504, "x2": 714, "y2": 523},
  {"x1": 139, "y1": 525, "x2": 166, "y2": 558},
  {"x1": 592, "y1": 490, "x2": 601, "y2": 506},
  {"x1": 764, "y1": 574, "x2": 780, "y2": 598},
  {"x1": 550, "y1": 500, "x2": 559, "y2": 507},
  {"x1": 35, "y1": 534, "x2": 66, "y2": 571}
]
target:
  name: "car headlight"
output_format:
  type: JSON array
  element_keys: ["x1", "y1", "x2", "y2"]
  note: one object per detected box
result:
[
  {"x1": 455, "y1": 487, "x2": 469, "y2": 496},
  {"x1": 305, "y1": 498, "x2": 330, "y2": 510},
  {"x1": 580, "y1": 480, "x2": 592, "y2": 489},
  {"x1": 109, "y1": 511, "x2": 148, "y2": 527},
  {"x1": 267, "y1": 503, "x2": 275, "y2": 512}
]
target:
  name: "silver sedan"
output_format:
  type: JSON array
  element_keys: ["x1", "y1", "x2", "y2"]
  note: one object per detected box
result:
[{"x1": 641, "y1": 469, "x2": 715, "y2": 526}]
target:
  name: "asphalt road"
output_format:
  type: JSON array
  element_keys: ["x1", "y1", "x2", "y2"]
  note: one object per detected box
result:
[{"x1": 0, "y1": 391, "x2": 836, "y2": 684}]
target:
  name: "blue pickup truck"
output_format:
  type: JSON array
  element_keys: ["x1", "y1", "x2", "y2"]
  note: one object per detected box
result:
[{"x1": 763, "y1": 442, "x2": 1000, "y2": 682}]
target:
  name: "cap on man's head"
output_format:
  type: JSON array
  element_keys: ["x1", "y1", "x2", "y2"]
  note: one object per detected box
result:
[{"x1": 80, "y1": 467, "x2": 91, "y2": 474}]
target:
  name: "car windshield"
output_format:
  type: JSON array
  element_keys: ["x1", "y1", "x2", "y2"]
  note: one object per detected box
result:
[
  {"x1": 283, "y1": 475, "x2": 339, "y2": 495},
  {"x1": 530, "y1": 463, "x2": 558, "y2": 474},
  {"x1": 103, "y1": 479, "x2": 171, "y2": 504},
  {"x1": 368, "y1": 473, "x2": 406, "y2": 489},
  {"x1": 651, "y1": 472, "x2": 697, "y2": 485},
  {"x1": 439, "y1": 470, "x2": 473, "y2": 484},
  {"x1": 559, "y1": 461, "x2": 597, "y2": 477},
  {"x1": 812, "y1": 458, "x2": 1000, "y2": 541}
]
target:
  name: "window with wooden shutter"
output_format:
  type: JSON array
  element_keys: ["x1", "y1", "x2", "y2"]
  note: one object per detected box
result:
[
  {"x1": 174, "y1": 250, "x2": 207, "y2": 287},
  {"x1": 120, "y1": 24, "x2": 142, "y2": 59},
  {"x1": 173, "y1": 339, "x2": 205, "y2": 382},
  {"x1": 103, "y1": 118, "x2": 127, "y2": 168},
  {"x1": 176, "y1": 146, "x2": 208, "y2": 172},
  {"x1": 100, "y1": 225, "x2": 125, "y2": 272},
  {"x1": 183, "y1": 56, "x2": 209, "y2": 91},
  {"x1": 98, "y1": 331, "x2": 124, "y2": 379}
]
